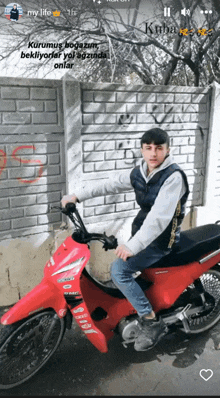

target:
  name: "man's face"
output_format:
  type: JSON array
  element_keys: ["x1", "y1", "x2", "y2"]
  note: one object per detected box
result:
[
  {"x1": 13, "y1": 5, "x2": 16, "y2": 8},
  {"x1": 141, "y1": 142, "x2": 170, "y2": 173}
]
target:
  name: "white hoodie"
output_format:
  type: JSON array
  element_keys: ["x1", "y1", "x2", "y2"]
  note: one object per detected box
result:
[{"x1": 74, "y1": 155, "x2": 186, "y2": 255}]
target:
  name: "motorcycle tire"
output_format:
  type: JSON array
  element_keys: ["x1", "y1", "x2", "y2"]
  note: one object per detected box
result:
[
  {"x1": 185, "y1": 268, "x2": 220, "y2": 334},
  {"x1": 0, "y1": 309, "x2": 66, "y2": 389}
]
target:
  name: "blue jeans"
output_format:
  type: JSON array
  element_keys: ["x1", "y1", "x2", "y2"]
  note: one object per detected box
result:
[{"x1": 111, "y1": 242, "x2": 171, "y2": 317}]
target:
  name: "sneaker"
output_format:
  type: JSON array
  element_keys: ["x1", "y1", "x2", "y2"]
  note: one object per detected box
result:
[{"x1": 134, "y1": 316, "x2": 168, "y2": 352}]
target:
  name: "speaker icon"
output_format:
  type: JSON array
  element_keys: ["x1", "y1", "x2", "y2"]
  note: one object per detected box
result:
[{"x1": 181, "y1": 8, "x2": 190, "y2": 16}]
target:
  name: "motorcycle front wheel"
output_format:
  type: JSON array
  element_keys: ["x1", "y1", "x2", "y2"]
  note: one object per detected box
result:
[
  {"x1": 186, "y1": 268, "x2": 220, "y2": 334},
  {"x1": 0, "y1": 309, "x2": 66, "y2": 389}
]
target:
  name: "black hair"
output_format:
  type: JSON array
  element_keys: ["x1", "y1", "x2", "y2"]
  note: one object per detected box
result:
[{"x1": 141, "y1": 128, "x2": 170, "y2": 148}]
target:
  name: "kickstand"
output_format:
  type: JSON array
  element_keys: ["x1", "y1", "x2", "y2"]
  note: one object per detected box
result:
[{"x1": 176, "y1": 303, "x2": 192, "y2": 333}]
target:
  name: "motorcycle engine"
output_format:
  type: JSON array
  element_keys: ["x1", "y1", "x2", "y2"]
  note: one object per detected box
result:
[{"x1": 118, "y1": 316, "x2": 140, "y2": 342}]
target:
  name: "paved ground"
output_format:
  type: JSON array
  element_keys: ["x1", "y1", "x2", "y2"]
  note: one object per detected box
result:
[{"x1": 1, "y1": 316, "x2": 220, "y2": 396}]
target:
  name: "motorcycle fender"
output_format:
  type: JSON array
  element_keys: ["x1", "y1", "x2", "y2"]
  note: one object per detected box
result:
[{"x1": 0, "y1": 279, "x2": 67, "y2": 325}]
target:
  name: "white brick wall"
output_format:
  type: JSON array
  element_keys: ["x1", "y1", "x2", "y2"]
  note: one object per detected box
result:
[
  {"x1": 0, "y1": 78, "x2": 65, "y2": 240},
  {"x1": 79, "y1": 83, "x2": 210, "y2": 226}
]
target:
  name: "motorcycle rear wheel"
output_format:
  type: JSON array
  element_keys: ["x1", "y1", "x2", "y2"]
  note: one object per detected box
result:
[
  {"x1": 186, "y1": 268, "x2": 220, "y2": 334},
  {"x1": 0, "y1": 309, "x2": 66, "y2": 389}
]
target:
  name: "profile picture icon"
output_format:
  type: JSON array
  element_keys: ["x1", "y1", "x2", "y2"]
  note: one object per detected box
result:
[{"x1": 5, "y1": 3, "x2": 23, "y2": 21}]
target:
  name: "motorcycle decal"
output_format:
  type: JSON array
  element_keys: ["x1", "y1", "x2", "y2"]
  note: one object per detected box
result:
[
  {"x1": 75, "y1": 314, "x2": 89, "y2": 319},
  {"x1": 73, "y1": 306, "x2": 84, "y2": 313},
  {"x1": 155, "y1": 270, "x2": 169, "y2": 274},
  {"x1": 57, "y1": 277, "x2": 75, "y2": 283},
  {"x1": 79, "y1": 320, "x2": 88, "y2": 323},
  {"x1": 58, "y1": 309, "x2": 67, "y2": 317},
  {"x1": 84, "y1": 329, "x2": 98, "y2": 334},
  {"x1": 81, "y1": 323, "x2": 92, "y2": 329},
  {"x1": 28, "y1": 307, "x2": 45, "y2": 315},
  {"x1": 51, "y1": 257, "x2": 85, "y2": 276},
  {"x1": 63, "y1": 284, "x2": 72, "y2": 289},
  {"x1": 64, "y1": 291, "x2": 80, "y2": 295},
  {"x1": 50, "y1": 257, "x2": 55, "y2": 266}
]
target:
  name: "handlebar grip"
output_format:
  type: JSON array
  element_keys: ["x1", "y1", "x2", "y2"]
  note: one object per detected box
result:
[{"x1": 65, "y1": 202, "x2": 76, "y2": 212}]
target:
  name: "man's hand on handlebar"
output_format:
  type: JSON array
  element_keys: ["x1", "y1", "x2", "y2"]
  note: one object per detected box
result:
[
  {"x1": 61, "y1": 194, "x2": 79, "y2": 209},
  {"x1": 115, "y1": 244, "x2": 133, "y2": 261}
]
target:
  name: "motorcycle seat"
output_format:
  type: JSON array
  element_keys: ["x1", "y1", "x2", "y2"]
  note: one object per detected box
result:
[{"x1": 150, "y1": 223, "x2": 220, "y2": 268}]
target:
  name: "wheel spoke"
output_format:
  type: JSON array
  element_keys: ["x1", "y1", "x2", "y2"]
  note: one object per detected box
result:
[{"x1": 0, "y1": 310, "x2": 65, "y2": 389}]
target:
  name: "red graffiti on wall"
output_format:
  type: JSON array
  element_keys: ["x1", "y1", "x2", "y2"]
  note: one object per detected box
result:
[
  {"x1": 0, "y1": 145, "x2": 44, "y2": 184},
  {"x1": 0, "y1": 149, "x2": 7, "y2": 177}
]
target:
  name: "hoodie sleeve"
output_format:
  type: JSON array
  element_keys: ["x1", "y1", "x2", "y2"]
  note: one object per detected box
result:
[
  {"x1": 74, "y1": 171, "x2": 133, "y2": 202},
  {"x1": 125, "y1": 172, "x2": 186, "y2": 255}
]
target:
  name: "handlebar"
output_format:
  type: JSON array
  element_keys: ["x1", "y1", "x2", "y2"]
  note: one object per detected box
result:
[{"x1": 51, "y1": 203, "x2": 118, "y2": 251}]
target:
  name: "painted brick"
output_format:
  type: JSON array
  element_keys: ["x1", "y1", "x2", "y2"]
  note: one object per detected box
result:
[
  {"x1": 30, "y1": 88, "x2": 56, "y2": 100},
  {"x1": 2, "y1": 113, "x2": 31, "y2": 124},
  {"x1": 82, "y1": 91, "x2": 93, "y2": 102},
  {"x1": 174, "y1": 114, "x2": 191, "y2": 123},
  {"x1": 125, "y1": 192, "x2": 135, "y2": 201},
  {"x1": 83, "y1": 163, "x2": 94, "y2": 172},
  {"x1": 43, "y1": 165, "x2": 60, "y2": 176},
  {"x1": 105, "y1": 150, "x2": 124, "y2": 160},
  {"x1": 45, "y1": 101, "x2": 57, "y2": 112},
  {"x1": 191, "y1": 113, "x2": 207, "y2": 122},
  {"x1": 17, "y1": 100, "x2": 44, "y2": 112},
  {"x1": 136, "y1": 114, "x2": 155, "y2": 123},
  {"x1": 8, "y1": 167, "x2": 35, "y2": 179},
  {"x1": 82, "y1": 114, "x2": 94, "y2": 124},
  {"x1": 95, "y1": 204, "x2": 115, "y2": 215},
  {"x1": 182, "y1": 104, "x2": 199, "y2": 113},
  {"x1": 95, "y1": 141, "x2": 115, "y2": 151},
  {"x1": 95, "y1": 161, "x2": 115, "y2": 171},
  {"x1": 1, "y1": 87, "x2": 29, "y2": 99},
  {"x1": 173, "y1": 154, "x2": 188, "y2": 163},
  {"x1": 48, "y1": 154, "x2": 60, "y2": 164},
  {"x1": 126, "y1": 104, "x2": 146, "y2": 113},
  {"x1": 116, "y1": 92, "x2": 137, "y2": 102},
  {"x1": 11, "y1": 195, "x2": 36, "y2": 207},
  {"x1": 0, "y1": 100, "x2": 16, "y2": 111},
  {"x1": 83, "y1": 152, "x2": 104, "y2": 162},
  {"x1": 84, "y1": 197, "x2": 104, "y2": 206},
  {"x1": 116, "y1": 159, "x2": 134, "y2": 169},
  {"x1": 0, "y1": 220, "x2": 11, "y2": 231},
  {"x1": 83, "y1": 103, "x2": 105, "y2": 113},
  {"x1": 105, "y1": 104, "x2": 126, "y2": 113},
  {"x1": 147, "y1": 104, "x2": 164, "y2": 113},
  {"x1": 83, "y1": 141, "x2": 95, "y2": 151},
  {"x1": 192, "y1": 94, "x2": 207, "y2": 103},
  {"x1": 156, "y1": 94, "x2": 174, "y2": 103},
  {"x1": 172, "y1": 137, "x2": 189, "y2": 146},
  {"x1": 37, "y1": 191, "x2": 61, "y2": 203},
  {"x1": 83, "y1": 208, "x2": 95, "y2": 217},
  {"x1": 0, "y1": 198, "x2": 9, "y2": 208},
  {"x1": 165, "y1": 104, "x2": 182, "y2": 113},
  {"x1": 137, "y1": 93, "x2": 156, "y2": 102},
  {"x1": 116, "y1": 202, "x2": 134, "y2": 212},
  {"x1": 0, "y1": 208, "x2": 23, "y2": 220},
  {"x1": 94, "y1": 114, "x2": 116, "y2": 124},
  {"x1": 94, "y1": 92, "x2": 116, "y2": 102},
  {"x1": 180, "y1": 146, "x2": 195, "y2": 154},
  {"x1": 34, "y1": 143, "x2": 60, "y2": 153},
  {"x1": 32, "y1": 113, "x2": 57, "y2": 124},
  {"x1": 25, "y1": 204, "x2": 48, "y2": 216},
  {"x1": 116, "y1": 140, "x2": 135, "y2": 150},
  {"x1": 12, "y1": 216, "x2": 38, "y2": 229},
  {"x1": 105, "y1": 194, "x2": 124, "y2": 204},
  {"x1": 174, "y1": 94, "x2": 191, "y2": 103},
  {"x1": 38, "y1": 213, "x2": 61, "y2": 224}
]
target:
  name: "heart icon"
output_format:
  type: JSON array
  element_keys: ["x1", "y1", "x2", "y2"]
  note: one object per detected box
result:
[{"x1": 199, "y1": 369, "x2": 213, "y2": 381}]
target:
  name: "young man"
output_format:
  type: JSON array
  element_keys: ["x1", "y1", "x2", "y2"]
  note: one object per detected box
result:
[
  {"x1": 61, "y1": 128, "x2": 189, "y2": 351},
  {"x1": 10, "y1": 4, "x2": 19, "y2": 21}
]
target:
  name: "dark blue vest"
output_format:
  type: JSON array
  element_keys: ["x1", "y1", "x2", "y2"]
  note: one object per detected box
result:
[{"x1": 130, "y1": 163, "x2": 189, "y2": 250}]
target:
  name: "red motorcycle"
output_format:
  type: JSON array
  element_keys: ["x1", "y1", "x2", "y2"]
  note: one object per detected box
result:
[{"x1": 1, "y1": 203, "x2": 220, "y2": 389}]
